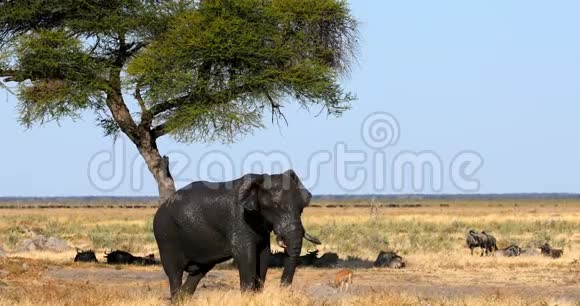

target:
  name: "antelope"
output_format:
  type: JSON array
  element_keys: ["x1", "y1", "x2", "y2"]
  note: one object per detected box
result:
[{"x1": 334, "y1": 269, "x2": 353, "y2": 291}]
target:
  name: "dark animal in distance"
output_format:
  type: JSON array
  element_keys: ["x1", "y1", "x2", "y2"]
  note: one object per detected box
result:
[
  {"x1": 133, "y1": 253, "x2": 159, "y2": 266},
  {"x1": 268, "y1": 250, "x2": 286, "y2": 268},
  {"x1": 539, "y1": 243, "x2": 563, "y2": 259},
  {"x1": 298, "y1": 249, "x2": 319, "y2": 266},
  {"x1": 373, "y1": 250, "x2": 406, "y2": 269},
  {"x1": 519, "y1": 247, "x2": 541, "y2": 257},
  {"x1": 105, "y1": 250, "x2": 159, "y2": 265},
  {"x1": 313, "y1": 252, "x2": 340, "y2": 268},
  {"x1": 153, "y1": 170, "x2": 320, "y2": 300},
  {"x1": 267, "y1": 249, "x2": 320, "y2": 268},
  {"x1": 481, "y1": 231, "x2": 498, "y2": 256},
  {"x1": 466, "y1": 230, "x2": 481, "y2": 255},
  {"x1": 467, "y1": 230, "x2": 498, "y2": 256},
  {"x1": 105, "y1": 250, "x2": 136, "y2": 264},
  {"x1": 495, "y1": 245, "x2": 521, "y2": 257},
  {"x1": 74, "y1": 249, "x2": 98, "y2": 263}
]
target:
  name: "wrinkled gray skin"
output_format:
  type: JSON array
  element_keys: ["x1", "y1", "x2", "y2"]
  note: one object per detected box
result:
[{"x1": 153, "y1": 170, "x2": 319, "y2": 300}]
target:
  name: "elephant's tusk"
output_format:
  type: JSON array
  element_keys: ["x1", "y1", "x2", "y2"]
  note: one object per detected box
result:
[
  {"x1": 304, "y1": 232, "x2": 321, "y2": 245},
  {"x1": 277, "y1": 236, "x2": 287, "y2": 248}
]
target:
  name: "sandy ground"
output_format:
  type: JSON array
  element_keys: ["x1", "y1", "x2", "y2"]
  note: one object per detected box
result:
[{"x1": 2, "y1": 258, "x2": 579, "y2": 304}]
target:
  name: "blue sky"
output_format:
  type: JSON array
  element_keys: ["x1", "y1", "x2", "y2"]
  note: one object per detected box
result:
[{"x1": 2, "y1": 0, "x2": 580, "y2": 196}]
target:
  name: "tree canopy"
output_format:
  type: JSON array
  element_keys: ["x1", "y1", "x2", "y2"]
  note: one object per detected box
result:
[{"x1": 0, "y1": 0, "x2": 359, "y2": 200}]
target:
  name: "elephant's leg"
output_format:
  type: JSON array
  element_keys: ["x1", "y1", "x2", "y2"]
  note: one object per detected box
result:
[
  {"x1": 158, "y1": 250, "x2": 185, "y2": 300},
  {"x1": 256, "y1": 246, "x2": 270, "y2": 290},
  {"x1": 164, "y1": 266, "x2": 184, "y2": 301},
  {"x1": 235, "y1": 247, "x2": 258, "y2": 292},
  {"x1": 181, "y1": 264, "x2": 215, "y2": 296}
]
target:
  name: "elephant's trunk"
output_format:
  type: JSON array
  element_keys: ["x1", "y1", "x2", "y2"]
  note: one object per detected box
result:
[{"x1": 280, "y1": 228, "x2": 303, "y2": 285}]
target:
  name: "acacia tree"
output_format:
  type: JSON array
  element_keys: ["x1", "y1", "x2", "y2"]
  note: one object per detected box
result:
[{"x1": 0, "y1": 0, "x2": 358, "y2": 202}]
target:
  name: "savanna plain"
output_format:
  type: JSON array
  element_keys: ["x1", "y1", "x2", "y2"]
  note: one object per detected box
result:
[{"x1": 1, "y1": 199, "x2": 579, "y2": 306}]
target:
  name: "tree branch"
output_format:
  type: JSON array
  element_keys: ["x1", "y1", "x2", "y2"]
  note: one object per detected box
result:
[
  {"x1": 152, "y1": 123, "x2": 169, "y2": 139},
  {"x1": 87, "y1": 34, "x2": 101, "y2": 55},
  {"x1": 134, "y1": 84, "x2": 148, "y2": 114},
  {"x1": 266, "y1": 92, "x2": 288, "y2": 126},
  {"x1": 0, "y1": 68, "x2": 21, "y2": 82},
  {"x1": 150, "y1": 95, "x2": 192, "y2": 116},
  {"x1": 126, "y1": 41, "x2": 147, "y2": 56},
  {"x1": 105, "y1": 63, "x2": 139, "y2": 142}
]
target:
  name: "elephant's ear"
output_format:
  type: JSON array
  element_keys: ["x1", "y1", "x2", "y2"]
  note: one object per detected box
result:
[
  {"x1": 237, "y1": 175, "x2": 264, "y2": 211},
  {"x1": 284, "y1": 169, "x2": 312, "y2": 205}
]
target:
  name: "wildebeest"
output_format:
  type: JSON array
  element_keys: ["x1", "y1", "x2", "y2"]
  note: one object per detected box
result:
[
  {"x1": 481, "y1": 231, "x2": 498, "y2": 256},
  {"x1": 105, "y1": 250, "x2": 159, "y2": 265},
  {"x1": 74, "y1": 249, "x2": 98, "y2": 263},
  {"x1": 268, "y1": 251, "x2": 286, "y2": 268},
  {"x1": 105, "y1": 250, "x2": 135, "y2": 264},
  {"x1": 265, "y1": 249, "x2": 320, "y2": 268},
  {"x1": 494, "y1": 245, "x2": 521, "y2": 257},
  {"x1": 334, "y1": 269, "x2": 353, "y2": 291},
  {"x1": 313, "y1": 252, "x2": 339, "y2": 268},
  {"x1": 466, "y1": 230, "x2": 482, "y2": 255},
  {"x1": 539, "y1": 243, "x2": 563, "y2": 259},
  {"x1": 519, "y1": 247, "x2": 541, "y2": 257},
  {"x1": 466, "y1": 230, "x2": 498, "y2": 256},
  {"x1": 299, "y1": 249, "x2": 319, "y2": 266},
  {"x1": 373, "y1": 250, "x2": 406, "y2": 269},
  {"x1": 133, "y1": 254, "x2": 159, "y2": 266}
]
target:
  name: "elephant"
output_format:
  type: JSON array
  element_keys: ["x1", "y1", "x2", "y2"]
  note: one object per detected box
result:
[{"x1": 153, "y1": 170, "x2": 321, "y2": 300}]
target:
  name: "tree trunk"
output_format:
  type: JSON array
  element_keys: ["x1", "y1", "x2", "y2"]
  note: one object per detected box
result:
[
  {"x1": 137, "y1": 134, "x2": 177, "y2": 203},
  {"x1": 103, "y1": 44, "x2": 178, "y2": 203},
  {"x1": 104, "y1": 89, "x2": 176, "y2": 203}
]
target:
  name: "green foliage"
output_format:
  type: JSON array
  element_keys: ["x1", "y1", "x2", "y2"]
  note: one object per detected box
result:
[{"x1": 0, "y1": 0, "x2": 359, "y2": 143}]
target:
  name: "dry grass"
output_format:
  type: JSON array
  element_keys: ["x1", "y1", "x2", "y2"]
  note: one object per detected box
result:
[
  {"x1": 1, "y1": 199, "x2": 580, "y2": 305},
  {"x1": 0, "y1": 282, "x2": 576, "y2": 306}
]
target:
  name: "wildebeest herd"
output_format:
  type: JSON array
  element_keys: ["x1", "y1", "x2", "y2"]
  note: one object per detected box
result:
[
  {"x1": 466, "y1": 229, "x2": 563, "y2": 258},
  {"x1": 74, "y1": 249, "x2": 160, "y2": 265},
  {"x1": 264, "y1": 249, "x2": 405, "y2": 269},
  {"x1": 75, "y1": 247, "x2": 406, "y2": 269}
]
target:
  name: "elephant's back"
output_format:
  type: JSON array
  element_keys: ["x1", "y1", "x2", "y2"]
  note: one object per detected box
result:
[{"x1": 155, "y1": 180, "x2": 237, "y2": 234}]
